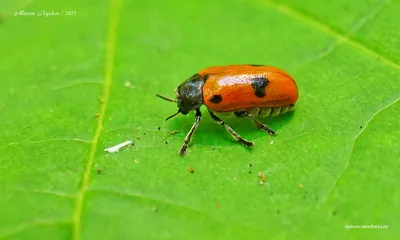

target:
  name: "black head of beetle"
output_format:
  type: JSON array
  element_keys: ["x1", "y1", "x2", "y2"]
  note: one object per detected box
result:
[
  {"x1": 157, "y1": 73, "x2": 209, "y2": 120},
  {"x1": 175, "y1": 73, "x2": 206, "y2": 115}
]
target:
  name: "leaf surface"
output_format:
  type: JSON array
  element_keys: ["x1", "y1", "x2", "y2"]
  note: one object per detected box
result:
[{"x1": 0, "y1": 0, "x2": 399, "y2": 239}]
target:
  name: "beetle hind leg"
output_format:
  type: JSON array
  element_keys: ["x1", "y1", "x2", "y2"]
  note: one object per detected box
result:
[
  {"x1": 236, "y1": 111, "x2": 276, "y2": 136},
  {"x1": 208, "y1": 110, "x2": 254, "y2": 148}
]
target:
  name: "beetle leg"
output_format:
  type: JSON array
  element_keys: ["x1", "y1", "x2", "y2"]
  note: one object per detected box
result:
[
  {"x1": 179, "y1": 109, "x2": 202, "y2": 156},
  {"x1": 208, "y1": 110, "x2": 254, "y2": 148},
  {"x1": 240, "y1": 112, "x2": 276, "y2": 136}
]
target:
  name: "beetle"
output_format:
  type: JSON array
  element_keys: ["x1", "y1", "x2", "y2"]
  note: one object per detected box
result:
[{"x1": 156, "y1": 64, "x2": 298, "y2": 156}]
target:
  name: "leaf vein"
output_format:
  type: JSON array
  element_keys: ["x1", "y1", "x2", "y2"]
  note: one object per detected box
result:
[
  {"x1": 51, "y1": 80, "x2": 103, "y2": 91},
  {"x1": 321, "y1": 97, "x2": 400, "y2": 204},
  {"x1": 90, "y1": 188, "x2": 212, "y2": 217},
  {"x1": 292, "y1": 0, "x2": 392, "y2": 72},
  {"x1": 2, "y1": 138, "x2": 91, "y2": 150},
  {"x1": 89, "y1": 188, "x2": 265, "y2": 233},
  {"x1": 15, "y1": 189, "x2": 75, "y2": 199},
  {"x1": 0, "y1": 218, "x2": 71, "y2": 239},
  {"x1": 71, "y1": 0, "x2": 123, "y2": 239},
  {"x1": 262, "y1": 0, "x2": 400, "y2": 70}
]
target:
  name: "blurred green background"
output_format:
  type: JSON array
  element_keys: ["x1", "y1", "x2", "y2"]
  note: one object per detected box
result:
[{"x1": 0, "y1": 0, "x2": 399, "y2": 239}]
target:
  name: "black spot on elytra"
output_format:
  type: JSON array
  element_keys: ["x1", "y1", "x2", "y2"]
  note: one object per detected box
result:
[
  {"x1": 210, "y1": 94, "x2": 222, "y2": 104},
  {"x1": 251, "y1": 77, "x2": 269, "y2": 98}
]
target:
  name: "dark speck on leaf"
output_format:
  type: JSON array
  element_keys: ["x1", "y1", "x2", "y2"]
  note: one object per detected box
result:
[
  {"x1": 165, "y1": 141, "x2": 168, "y2": 144},
  {"x1": 360, "y1": 126, "x2": 363, "y2": 129},
  {"x1": 249, "y1": 164, "x2": 252, "y2": 167},
  {"x1": 158, "y1": 127, "x2": 161, "y2": 130},
  {"x1": 249, "y1": 171, "x2": 251, "y2": 174},
  {"x1": 97, "y1": 169, "x2": 102, "y2": 175},
  {"x1": 332, "y1": 211, "x2": 337, "y2": 216}
]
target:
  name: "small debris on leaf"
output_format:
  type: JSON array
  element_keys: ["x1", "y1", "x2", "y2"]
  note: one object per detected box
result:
[
  {"x1": 157, "y1": 127, "x2": 161, "y2": 130},
  {"x1": 97, "y1": 169, "x2": 102, "y2": 175},
  {"x1": 151, "y1": 205, "x2": 158, "y2": 212},
  {"x1": 189, "y1": 167, "x2": 195, "y2": 173},
  {"x1": 257, "y1": 172, "x2": 266, "y2": 184},
  {"x1": 298, "y1": 183, "x2": 304, "y2": 189},
  {"x1": 98, "y1": 98, "x2": 104, "y2": 104},
  {"x1": 124, "y1": 81, "x2": 136, "y2": 89},
  {"x1": 170, "y1": 130, "x2": 180, "y2": 135},
  {"x1": 104, "y1": 140, "x2": 134, "y2": 153},
  {"x1": 93, "y1": 113, "x2": 100, "y2": 118}
]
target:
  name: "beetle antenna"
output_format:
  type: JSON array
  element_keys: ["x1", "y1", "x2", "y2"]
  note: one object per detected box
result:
[
  {"x1": 156, "y1": 94, "x2": 176, "y2": 103},
  {"x1": 165, "y1": 111, "x2": 180, "y2": 121}
]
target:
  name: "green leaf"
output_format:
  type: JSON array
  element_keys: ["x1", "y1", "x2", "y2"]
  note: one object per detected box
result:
[{"x1": 1, "y1": 0, "x2": 399, "y2": 239}]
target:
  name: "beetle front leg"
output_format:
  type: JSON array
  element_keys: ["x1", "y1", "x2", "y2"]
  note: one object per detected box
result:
[{"x1": 179, "y1": 109, "x2": 202, "y2": 156}]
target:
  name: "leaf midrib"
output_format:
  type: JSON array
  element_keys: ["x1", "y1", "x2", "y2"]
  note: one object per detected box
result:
[{"x1": 71, "y1": 0, "x2": 123, "y2": 239}]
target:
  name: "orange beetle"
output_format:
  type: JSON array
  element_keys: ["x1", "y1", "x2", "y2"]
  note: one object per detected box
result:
[{"x1": 157, "y1": 64, "x2": 298, "y2": 156}]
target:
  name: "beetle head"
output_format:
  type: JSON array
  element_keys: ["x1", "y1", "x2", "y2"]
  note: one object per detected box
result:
[
  {"x1": 175, "y1": 73, "x2": 205, "y2": 115},
  {"x1": 156, "y1": 73, "x2": 207, "y2": 121}
]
